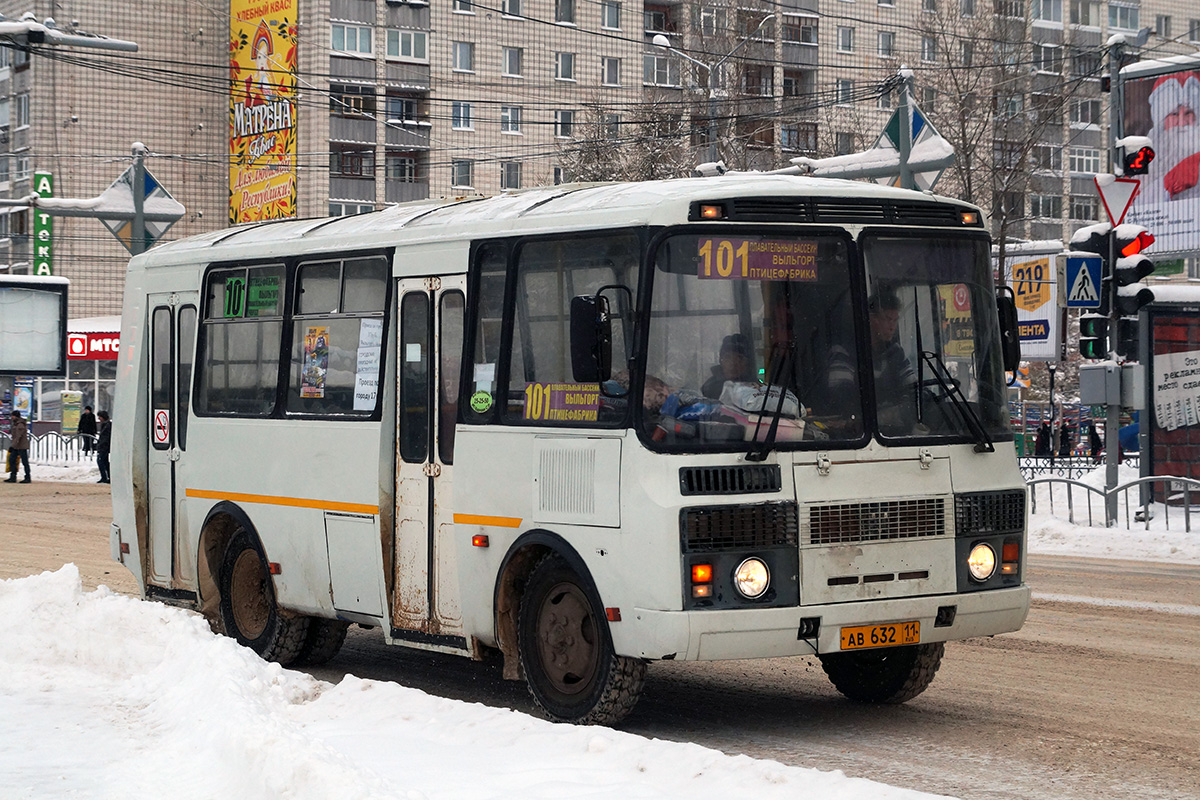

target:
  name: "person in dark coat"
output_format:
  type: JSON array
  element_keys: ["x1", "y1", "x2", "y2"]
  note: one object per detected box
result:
[
  {"x1": 78, "y1": 405, "x2": 97, "y2": 454},
  {"x1": 5, "y1": 410, "x2": 31, "y2": 483},
  {"x1": 96, "y1": 410, "x2": 112, "y2": 485},
  {"x1": 1088, "y1": 423, "x2": 1103, "y2": 461},
  {"x1": 1058, "y1": 423, "x2": 1073, "y2": 457},
  {"x1": 1034, "y1": 422, "x2": 1051, "y2": 456},
  {"x1": 701, "y1": 333, "x2": 755, "y2": 399}
]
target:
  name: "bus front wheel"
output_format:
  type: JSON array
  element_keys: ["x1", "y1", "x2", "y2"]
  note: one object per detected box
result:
[
  {"x1": 218, "y1": 529, "x2": 310, "y2": 665},
  {"x1": 518, "y1": 553, "x2": 646, "y2": 725},
  {"x1": 819, "y1": 642, "x2": 944, "y2": 704}
]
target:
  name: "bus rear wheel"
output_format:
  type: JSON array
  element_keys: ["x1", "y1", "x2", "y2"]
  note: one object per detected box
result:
[
  {"x1": 518, "y1": 554, "x2": 646, "y2": 725},
  {"x1": 819, "y1": 642, "x2": 944, "y2": 704},
  {"x1": 218, "y1": 529, "x2": 309, "y2": 665}
]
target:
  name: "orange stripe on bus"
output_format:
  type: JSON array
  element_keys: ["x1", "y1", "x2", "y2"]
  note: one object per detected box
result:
[
  {"x1": 453, "y1": 513, "x2": 523, "y2": 528},
  {"x1": 185, "y1": 488, "x2": 379, "y2": 516}
]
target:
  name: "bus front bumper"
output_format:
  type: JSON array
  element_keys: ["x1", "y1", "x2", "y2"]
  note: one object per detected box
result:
[{"x1": 626, "y1": 585, "x2": 1031, "y2": 662}]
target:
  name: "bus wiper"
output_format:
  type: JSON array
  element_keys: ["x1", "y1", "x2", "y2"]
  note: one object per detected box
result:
[
  {"x1": 746, "y1": 344, "x2": 793, "y2": 462},
  {"x1": 919, "y1": 351, "x2": 994, "y2": 453}
]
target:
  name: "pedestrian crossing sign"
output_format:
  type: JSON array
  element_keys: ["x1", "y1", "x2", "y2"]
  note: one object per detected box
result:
[{"x1": 1064, "y1": 255, "x2": 1102, "y2": 308}]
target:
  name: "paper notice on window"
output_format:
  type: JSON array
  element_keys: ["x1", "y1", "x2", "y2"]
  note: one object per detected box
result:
[
  {"x1": 1153, "y1": 349, "x2": 1200, "y2": 431},
  {"x1": 354, "y1": 319, "x2": 384, "y2": 410}
]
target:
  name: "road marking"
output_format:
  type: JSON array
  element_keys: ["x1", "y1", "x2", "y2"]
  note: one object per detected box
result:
[{"x1": 1033, "y1": 592, "x2": 1200, "y2": 616}]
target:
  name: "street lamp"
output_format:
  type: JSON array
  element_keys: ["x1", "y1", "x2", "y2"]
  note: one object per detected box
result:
[{"x1": 652, "y1": 13, "x2": 775, "y2": 168}]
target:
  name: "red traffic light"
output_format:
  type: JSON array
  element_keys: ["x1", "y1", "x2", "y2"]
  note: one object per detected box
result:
[
  {"x1": 1118, "y1": 229, "x2": 1155, "y2": 257},
  {"x1": 1123, "y1": 145, "x2": 1155, "y2": 176}
]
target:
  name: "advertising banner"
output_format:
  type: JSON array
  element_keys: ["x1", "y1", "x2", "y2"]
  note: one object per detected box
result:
[
  {"x1": 32, "y1": 172, "x2": 53, "y2": 276},
  {"x1": 1005, "y1": 256, "x2": 1062, "y2": 362},
  {"x1": 229, "y1": 0, "x2": 298, "y2": 224},
  {"x1": 61, "y1": 391, "x2": 82, "y2": 435},
  {"x1": 1121, "y1": 57, "x2": 1200, "y2": 257}
]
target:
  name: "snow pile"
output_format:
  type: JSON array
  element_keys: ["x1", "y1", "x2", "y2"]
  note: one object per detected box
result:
[{"x1": 0, "y1": 566, "x2": 953, "y2": 800}]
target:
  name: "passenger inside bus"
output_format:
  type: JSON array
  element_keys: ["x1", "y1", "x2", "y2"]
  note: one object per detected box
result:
[
  {"x1": 701, "y1": 333, "x2": 755, "y2": 399},
  {"x1": 868, "y1": 288, "x2": 917, "y2": 431}
]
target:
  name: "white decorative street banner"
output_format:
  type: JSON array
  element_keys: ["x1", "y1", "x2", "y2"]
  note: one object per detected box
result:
[{"x1": 1153, "y1": 348, "x2": 1200, "y2": 430}]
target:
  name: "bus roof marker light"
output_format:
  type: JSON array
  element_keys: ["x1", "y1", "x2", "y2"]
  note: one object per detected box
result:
[
  {"x1": 699, "y1": 204, "x2": 725, "y2": 220},
  {"x1": 960, "y1": 211, "x2": 979, "y2": 225}
]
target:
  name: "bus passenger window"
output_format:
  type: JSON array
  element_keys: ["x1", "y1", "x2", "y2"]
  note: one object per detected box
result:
[
  {"x1": 439, "y1": 291, "x2": 465, "y2": 464},
  {"x1": 464, "y1": 243, "x2": 508, "y2": 424},
  {"x1": 399, "y1": 292, "x2": 430, "y2": 462}
]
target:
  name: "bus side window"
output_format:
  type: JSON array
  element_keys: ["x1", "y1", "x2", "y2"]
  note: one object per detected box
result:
[
  {"x1": 439, "y1": 291, "x2": 464, "y2": 464},
  {"x1": 464, "y1": 243, "x2": 508, "y2": 424},
  {"x1": 399, "y1": 292, "x2": 430, "y2": 462}
]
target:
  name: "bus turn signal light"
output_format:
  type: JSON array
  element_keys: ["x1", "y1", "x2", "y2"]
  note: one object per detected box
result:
[
  {"x1": 472, "y1": 535, "x2": 489, "y2": 548},
  {"x1": 691, "y1": 563, "x2": 713, "y2": 583},
  {"x1": 1002, "y1": 541, "x2": 1020, "y2": 575}
]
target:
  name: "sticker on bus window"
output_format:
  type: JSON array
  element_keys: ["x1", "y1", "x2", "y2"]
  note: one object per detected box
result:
[
  {"x1": 697, "y1": 238, "x2": 819, "y2": 282},
  {"x1": 523, "y1": 382, "x2": 600, "y2": 423},
  {"x1": 470, "y1": 391, "x2": 494, "y2": 414},
  {"x1": 301, "y1": 326, "x2": 330, "y2": 398}
]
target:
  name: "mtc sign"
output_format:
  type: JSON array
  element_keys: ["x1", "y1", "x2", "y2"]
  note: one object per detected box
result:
[{"x1": 67, "y1": 332, "x2": 120, "y2": 360}]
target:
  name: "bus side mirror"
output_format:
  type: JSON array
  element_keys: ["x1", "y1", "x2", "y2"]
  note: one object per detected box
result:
[
  {"x1": 570, "y1": 294, "x2": 612, "y2": 383},
  {"x1": 995, "y1": 286, "x2": 1021, "y2": 374}
]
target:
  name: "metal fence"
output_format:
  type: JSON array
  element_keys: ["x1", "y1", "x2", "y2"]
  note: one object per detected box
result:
[
  {"x1": 2, "y1": 432, "x2": 97, "y2": 464},
  {"x1": 1018, "y1": 455, "x2": 1139, "y2": 482},
  {"x1": 1028, "y1": 474, "x2": 1200, "y2": 531}
]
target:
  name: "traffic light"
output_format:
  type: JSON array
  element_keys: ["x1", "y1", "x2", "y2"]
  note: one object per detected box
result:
[
  {"x1": 1113, "y1": 226, "x2": 1156, "y2": 286},
  {"x1": 1079, "y1": 313, "x2": 1108, "y2": 359},
  {"x1": 1117, "y1": 316, "x2": 1140, "y2": 359},
  {"x1": 1122, "y1": 144, "x2": 1155, "y2": 176},
  {"x1": 1116, "y1": 285, "x2": 1154, "y2": 316}
]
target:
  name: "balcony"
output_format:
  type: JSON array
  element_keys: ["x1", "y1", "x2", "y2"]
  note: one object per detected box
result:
[
  {"x1": 330, "y1": 176, "x2": 376, "y2": 202},
  {"x1": 385, "y1": 122, "x2": 431, "y2": 149},
  {"x1": 330, "y1": 115, "x2": 377, "y2": 143},
  {"x1": 385, "y1": 62, "x2": 431, "y2": 90},
  {"x1": 385, "y1": 178, "x2": 429, "y2": 204}
]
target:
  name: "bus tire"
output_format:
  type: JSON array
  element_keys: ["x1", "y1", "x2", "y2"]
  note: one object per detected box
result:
[
  {"x1": 819, "y1": 642, "x2": 944, "y2": 704},
  {"x1": 218, "y1": 529, "x2": 309, "y2": 666},
  {"x1": 292, "y1": 618, "x2": 351, "y2": 667},
  {"x1": 518, "y1": 553, "x2": 646, "y2": 725}
]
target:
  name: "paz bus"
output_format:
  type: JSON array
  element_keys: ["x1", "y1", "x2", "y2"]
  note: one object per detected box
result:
[{"x1": 110, "y1": 174, "x2": 1030, "y2": 724}]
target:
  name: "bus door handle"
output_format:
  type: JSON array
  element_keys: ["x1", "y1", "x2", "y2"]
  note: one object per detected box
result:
[
  {"x1": 169, "y1": 448, "x2": 181, "y2": 462},
  {"x1": 422, "y1": 462, "x2": 442, "y2": 477}
]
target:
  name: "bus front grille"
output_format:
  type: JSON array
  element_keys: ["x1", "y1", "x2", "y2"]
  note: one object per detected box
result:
[
  {"x1": 954, "y1": 490, "x2": 1026, "y2": 535},
  {"x1": 681, "y1": 501, "x2": 799, "y2": 552},
  {"x1": 805, "y1": 498, "x2": 946, "y2": 545}
]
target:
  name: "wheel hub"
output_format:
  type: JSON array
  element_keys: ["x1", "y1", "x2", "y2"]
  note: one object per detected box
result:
[
  {"x1": 229, "y1": 549, "x2": 270, "y2": 639},
  {"x1": 536, "y1": 582, "x2": 599, "y2": 696}
]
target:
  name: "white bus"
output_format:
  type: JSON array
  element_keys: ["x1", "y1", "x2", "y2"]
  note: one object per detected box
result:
[{"x1": 111, "y1": 175, "x2": 1030, "y2": 724}]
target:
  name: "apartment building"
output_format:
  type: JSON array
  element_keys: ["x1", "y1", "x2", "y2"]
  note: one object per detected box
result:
[{"x1": 1, "y1": 0, "x2": 1197, "y2": 323}]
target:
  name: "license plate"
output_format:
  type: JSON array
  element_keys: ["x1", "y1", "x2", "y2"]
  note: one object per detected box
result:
[{"x1": 840, "y1": 621, "x2": 920, "y2": 650}]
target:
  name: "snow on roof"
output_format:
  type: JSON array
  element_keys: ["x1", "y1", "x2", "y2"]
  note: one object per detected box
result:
[
  {"x1": 0, "y1": 274, "x2": 69, "y2": 285},
  {"x1": 996, "y1": 239, "x2": 1065, "y2": 255},
  {"x1": 68, "y1": 316, "x2": 121, "y2": 333},
  {"x1": 1145, "y1": 285, "x2": 1200, "y2": 304},
  {"x1": 1120, "y1": 51, "x2": 1200, "y2": 79}
]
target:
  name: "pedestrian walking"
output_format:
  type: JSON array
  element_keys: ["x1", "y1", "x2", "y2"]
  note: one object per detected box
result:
[
  {"x1": 96, "y1": 410, "x2": 112, "y2": 485},
  {"x1": 79, "y1": 405, "x2": 97, "y2": 454},
  {"x1": 5, "y1": 410, "x2": 31, "y2": 483},
  {"x1": 1034, "y1": 422, "x2": 1051, "y2": 457},
  {"x1": 1058, "y1": 423, "x2": 1073, "y2": 458},
  {"x1": 1088, "y1": 423, "x2": 1103, "y2": 462}
]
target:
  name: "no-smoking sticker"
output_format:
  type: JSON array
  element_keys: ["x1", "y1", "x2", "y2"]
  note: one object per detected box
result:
[{"x1": 153, "y1": 409, "x2": 170, "y2": 445}]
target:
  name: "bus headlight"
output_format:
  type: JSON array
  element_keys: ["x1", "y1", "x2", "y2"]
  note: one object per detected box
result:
[
  {"x1": 733, "y1": 557, "x2": 770, "y2": 599},
  {"x1": 967, "y1": 543, "x2": 997, "y2": 582}
]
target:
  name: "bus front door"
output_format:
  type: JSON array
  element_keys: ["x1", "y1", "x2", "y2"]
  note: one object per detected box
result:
[
  {"x1": 146, "y1": 294, "x2": 199, "y2": 590},
  {"x1": 393, "y1": 277, "x2": 466, "y2": 644}
]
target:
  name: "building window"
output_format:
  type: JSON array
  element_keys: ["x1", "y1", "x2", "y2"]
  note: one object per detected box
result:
[
  {"x1": 387, "y1": 96, "x2": 417, "y2": 123},
  {"x1": 602, "y1": 57, "x2": 621, "y2": 86},
  {"x1": 783, "y1": 70, "x2": 812, "y2": 97},
  {"x1": 993, "y1": 140, "x2": 1023, "y2": 169},
  {"x1": 643, "y1": 53, "x2": 679, "y2": 86},
  {"x1": 1070, "y1": 0, "x2": 1099, "y2": 24},
  {"x1": 330, "y1": 84, "x2": 376, "y2": 116},
  {"x1": 701, "y1": 8, "x2": 727, "y2": 36},
  {"x1": 1071, "y1": 98, "x2": 1101, "y2": 125},
  {"x1": 1029, "y1": 194, "x2": 1062, "y2": 218},
  {"x1": 878, "y1": 90, "x2": 893, "y2": 109},
  {"x1": 1033, "y1": 0, "x2": 1062, "y2": 22},
  {"x1": 15, "y1": 155, "x2": 29, "y2": 181},
  {"x1": 386, "y1": 154, "x2": 417, "y2": 181},
  {"x1": 995, "y1": 192, "x2": 1024, "y2": 219},
  {"x1": 878, "y1": 31, "x2": 895, "y2": 57},
  {"x1": 553, "y1": 166, "x2": 565, "y2": 185},
  {"x1": 879, "y1": 0, "x2": 895, "y2": 7},
  {"x1": 330, "y1": 146, "x2": 375, "y2": 178},
  {"x1": 15, "y1": 93, "x2": 29, "y2": 128},
  {"x1": 601, "y1": 0, "x2": 621, "y2": 29},
  {"x1": 556, "y1": 0, "x2": 575, "y2": 24},
  {"x1": 1033, "y1": 144, "x2": 1063, "y2": 170},
  {"x1": 1109, "y1": 3, "x2": 1138, "y2": 30},
  {"x1": 782, "y1": 17, "x2": 818, "y2": 44},
  {"x1": 781, "y1": 123, "x2": 817, "y2": 153},
  {"x1": 1190, "y1": 19, "x2": 1200, "y2": 42},
  {"x1": 961, "y1": 41, "x2": 974, "y2": 66},
  {"x1": 961, "y1": 0, "x2": 975, "y2": 15},
  {"x1": 836, "y1": 78, "x2": 854, "y2": 105},
  {"x1": 921, "y1": 36, "x2": 937, "y2": 63},
  {"x1": 604, "y1": 114, "x2": 621, "y2": 137},
  {"x1": 1034, "y1": 44, "x2": 1061, "y2": 73},
  {"x1": 501, "y1": 162, "x2": 522, "y2": 190},
  {"x1": 503, "y1": 46, "x2": 523, "y2": 77},
  {"x1": 554, "y1": 110, "x2": 575, "y2": 138},
  {"x1": 332, "y1": 24, "x2": 372, "y2": 54},
  {"x1": 923, "y1": 0, "x2": 937, "y2": 10},
  {"x1": 555, "y1": 52, "x2": 576, "y2": 80},
  {"x1": 454, "y1": 0, "x2": 473, "y2": 10},
  {"x1": 451, "y1": 160, "x2": 474, "y2": 188},
  {"x1": 922, "y1": 87, "x2": 937, "y2": 111},
  {"x1": 1070, "y1": 195, "x2": 1098, "y2": 220},
  {"x1": 1070, "y1": 147, "x2": 1101, "y2": 173},
  {"x1": 1072, "y1": 47, "x2": 1102, "y2": 77},
  {"x1": 503, "y1": 0, "x2": 521, "y2": 15},
  {"x1": 453, "y1": 41, "x2": 475, "y2": 72},
  {"x1": 501, "y1": 105, "x2": 522, "y2": 133},
  {"x1": 837, "y1": 26, "x2": 854, "y2": 52},
  {"x1": 995, "y1": 0, "x2": 1023, "y2": 18},
  {"x1": 452, "y1": 102, "x2": 473, "y2": 130},
  {"x1": 1155, "y1": 15, "x2": 1171, "y2": 37},
  {"x1": 742, "y1": 65, "x2": 773, "y2": 96},
  {"x1": 0, "y1": 155, "x2": 9, "y2": 184},
  {"x1": 387, "y1": 29, "x2": 428, "y2": 62},
  {"x1": 645, "y1": 9, "x2": 668, "y2": 31},
  {"x1": 835, "y1": 131, "x2": 854, "y2": 155}
]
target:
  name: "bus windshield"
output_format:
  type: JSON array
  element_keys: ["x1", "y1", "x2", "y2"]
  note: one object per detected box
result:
[
  {"x1": 861, "y1": 233, "x2": 1010, "y2": 443},
  {"x1": 642, "y1": 231, "x2": 864, "y2": 450}
]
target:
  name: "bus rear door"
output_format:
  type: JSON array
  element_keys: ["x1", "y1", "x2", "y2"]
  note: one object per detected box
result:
[
  {"x1": 146, "y1": 293, "x2": 198, "y2": 589},
  {"x1": 393, "y1": 276, "x2": 466, "y2": 646}
]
